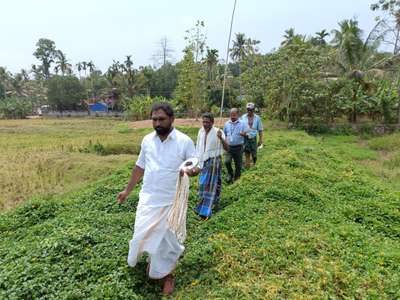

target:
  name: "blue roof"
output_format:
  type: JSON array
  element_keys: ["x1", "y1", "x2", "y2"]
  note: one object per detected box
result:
[{"x1": 89, "y1": 102, "x2": 108, "y2": 112}]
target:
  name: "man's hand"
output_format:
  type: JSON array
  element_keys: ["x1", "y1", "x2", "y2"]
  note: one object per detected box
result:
[
  {"x1": 180, "y1": 166, "x2": 200, "y2": 177},
  {"x1": 258, "y1": 140, "x2": 263, "y2": 147},
  {"x1": 186, "y1": 167, "x2": 200, "y2": 177},
  {"x1": 180, "y1": 161, "x2": 193, "y2": 177},
  {"x1": 117, "y1": 190, "x2": 129, "y2": 204},
  {"x1": 240, "y1": 131, "x2": 246, "y2": 137},
  {"x1": 217, "y1": 130, "x2": 223, "y2": 139}
]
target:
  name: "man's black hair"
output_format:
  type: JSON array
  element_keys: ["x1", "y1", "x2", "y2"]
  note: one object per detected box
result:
[
  {"x1": 202, "y1": 112, "x2": 214, "y2": 123},
  {"x1": 150, "y1": 102, "x2": 174, "y2": 118}
]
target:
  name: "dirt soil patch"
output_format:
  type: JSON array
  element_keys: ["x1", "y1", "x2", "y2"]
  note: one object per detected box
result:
[{"x1": 129, "y1": 118, "x2": 229, "y2": 129}]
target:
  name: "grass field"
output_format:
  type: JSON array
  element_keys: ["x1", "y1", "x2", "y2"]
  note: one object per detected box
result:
[
  {"x1": 320, "y1": 132, "x2": 400, "y2": 193},
  {"x1": 0, "y1": 119, "x2": 399, "y2": 299},
  {"x1": 0, "y1": 118, "x2": 151, "y2": 211}
]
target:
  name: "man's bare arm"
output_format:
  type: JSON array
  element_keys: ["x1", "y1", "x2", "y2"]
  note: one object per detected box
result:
[
  {"x1": 258, "y1": 131, "x2": 264, "y2": 146},
  {"x1": 117, "y1": 165, "x2": 144, "y2": 203},
  {"x1": 217, "y1": 130, "x2": 229, "y2": 151}
]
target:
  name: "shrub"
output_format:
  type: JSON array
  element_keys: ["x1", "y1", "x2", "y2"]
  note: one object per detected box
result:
[
  {"x1": 0, "y1": 97, "x2": 32, "y2": 119},
  {"x1": 47, "y1": 75, "x2": 85, "y2": 111},
  {"x1": 122, "y1": 95, "x2": 168, "y2": 121}
]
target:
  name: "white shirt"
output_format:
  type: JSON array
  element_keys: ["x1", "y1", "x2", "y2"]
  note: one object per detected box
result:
[
  {"x1": 195, "y1": 127, "x2": 225, "y2": 169},
  {"x1": 136, "y1": 128, "x2": 196, "y2": 207}
]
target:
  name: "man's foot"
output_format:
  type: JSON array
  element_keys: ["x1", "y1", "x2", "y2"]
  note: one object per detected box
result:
[{"x1": 162, "y1": 274, "x2": 175, "y2": 296}]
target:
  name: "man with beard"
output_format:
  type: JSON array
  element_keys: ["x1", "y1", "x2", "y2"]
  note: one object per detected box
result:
[{"x1": 117, "y1": 103, "x2": 197, "y2": 295}]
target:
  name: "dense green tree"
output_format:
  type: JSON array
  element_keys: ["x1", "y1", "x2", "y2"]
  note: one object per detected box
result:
[
  {"x1": 174, "y1": 48, "x2": 206, "y2": 117},
  {"x1": 150, "y1": 63, "x2": 178, "y2": 99},
  {"x1": 0, "y1": 97, "x2": 33, "y2": 119},
  {"x1": 33, "y1": 38, "x2": 58, "y2": 79},
  {"x1": 82, "y1": 70, "x2": 109, "y2": 100},
  {"x1": 0, "y1": 82, "x2": 5, "y2": 99},
  {"x1": 47, "y1": 75, "x2": 84, "y2": 111},
  {"x1": 331, "y1": 18, "x2": 384, "y2": 122},
  {"x1": 243, "y1": 42, "x2": 338, "y2": 125},
  {"x1": 136, "y1": 66, "x2": 154, "y2": 96}
]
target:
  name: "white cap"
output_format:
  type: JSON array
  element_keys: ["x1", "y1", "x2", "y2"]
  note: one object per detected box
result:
[{"x1": 246, "y1": 102, "x2": 255, "y2": 110}]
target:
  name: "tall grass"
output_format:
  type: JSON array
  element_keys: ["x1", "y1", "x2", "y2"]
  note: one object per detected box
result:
[
  {"x1": 0, "y1": 118, "x2": 150, "y2": 211},
  {"x1": 320, "y1": 132, "x2": 400, "y2": 193},
  {"x1": 367, "y1": 132, "x2": 400, "y2": 151}
]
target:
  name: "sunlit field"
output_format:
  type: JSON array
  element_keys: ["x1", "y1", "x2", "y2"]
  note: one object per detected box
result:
[{"x1": 0, "y1": 118, "x2": 149, "y2": 211}]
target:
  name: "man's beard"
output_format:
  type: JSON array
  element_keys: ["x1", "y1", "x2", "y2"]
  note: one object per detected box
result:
[{"x1": 155, "y1": 126, "x2": 171, "y2": 135}]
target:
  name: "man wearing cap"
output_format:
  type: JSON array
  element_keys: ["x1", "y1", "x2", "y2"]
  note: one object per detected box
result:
[{"x1": 241, "y1": 102, "x2": 263, "y2": 168}]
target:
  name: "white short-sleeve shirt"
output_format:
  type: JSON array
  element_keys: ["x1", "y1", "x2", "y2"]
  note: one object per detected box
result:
[{"x1": 136, "y1": 128, "x2": 196, "y2": 207}]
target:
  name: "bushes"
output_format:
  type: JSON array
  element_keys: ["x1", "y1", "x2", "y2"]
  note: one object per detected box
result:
[
  {"x1": 79, "y1": 141, "x2": 140, "y2": 155},
  {"x1": 47, "y1": 75, "x2": 85, "y2": 111},
  {"x1": 0, "y1": 97, "x2": 32, "y2": 119},
  {"x1": 122, "y1": 95, "x2": 168, "y2": 121}
]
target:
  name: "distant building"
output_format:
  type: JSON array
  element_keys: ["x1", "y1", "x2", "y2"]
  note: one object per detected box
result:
[{"x1": 88, "y1": 102, "x2": 108, "y2": 113}]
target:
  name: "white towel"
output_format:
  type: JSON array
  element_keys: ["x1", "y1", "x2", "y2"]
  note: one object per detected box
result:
[{"x1": 196, "y1": 127, "x2": 225, "y2": 169}]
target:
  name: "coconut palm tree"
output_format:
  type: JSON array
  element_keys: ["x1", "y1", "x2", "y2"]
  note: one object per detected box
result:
[
  {"x1": 123, "y1": 55, "x2": 136, "y2": 96},
  {"x1": 230, "y1": 33, "x2": 246, "y2": 63},
  {"x1": 54, "y1": 65, "x2": 60, "y2": 75},
  {"x1": 311, "y1": 29, "x2": 330, "y2": 46},
  {"x1": 281, "y1": 28, "x2": 306, "y2": 47},
  {"x1": 331, "y1": 19, "x2": 386, "y2": 122},
  {"x1": 230, "y1": 33, "x2": 248, "y2": 95},
  {"x1": 106, "y1": 60, "x2": 121, "y2": 88},
  {"x1": 55, "y1": 50, "x2": 72, "y2": 75},
  {"x1": 0, "y1": 67, "x2": 11, "y2": 83},
  {"x1": 282, "y1": 28, "x2": 296, "y2": 46},
  {"x1": 82, "y1": 61, "x2": 88, "y2": 77},
  {"x1": 205, "y1": 48, "x2": 219, "y2": 81},
  {"x1": 8, "y1": 73, "x2": 24, "y2": 97},
  {"x1": 76, "y1": 62, "x2": 83, "y2": 78},
  {"x1": 31, "y1": 64, "x2": 44, "y2": 81},
  {"x1": 87, "y1": 61, "x2": 95, "y2": 75}
]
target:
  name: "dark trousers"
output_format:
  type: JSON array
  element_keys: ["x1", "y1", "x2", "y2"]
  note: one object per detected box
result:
[{"x1": 225, "y1": 144, "x2": 243, "y2": 181}]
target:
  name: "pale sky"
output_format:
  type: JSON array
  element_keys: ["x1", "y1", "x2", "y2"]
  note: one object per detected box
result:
[{"x1": 1, "y1": 0, "x2": 381, "y2": 73}]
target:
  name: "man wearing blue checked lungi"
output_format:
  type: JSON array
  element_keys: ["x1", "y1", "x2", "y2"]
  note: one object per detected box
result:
[{"x1": 195, "y1": 113, "x2": 228, "y2": 220}]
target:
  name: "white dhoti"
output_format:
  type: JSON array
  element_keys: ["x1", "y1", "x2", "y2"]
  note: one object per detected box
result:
[
  {"x1": 128, "y1": 128, "x2": 197, "y2": 279},
  {"x1": 127, "y1": 203, "x2": 184, "y2": 279}
]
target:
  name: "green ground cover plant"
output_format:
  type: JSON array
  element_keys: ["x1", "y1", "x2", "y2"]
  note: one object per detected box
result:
[{"x1": 1, "y1": 128, "x2": 398, "y2": 299}]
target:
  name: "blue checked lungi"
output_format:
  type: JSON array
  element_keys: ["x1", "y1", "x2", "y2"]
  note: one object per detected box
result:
[{"x1": 196, "y1": 156, "x2": 222, "y2": 218}]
